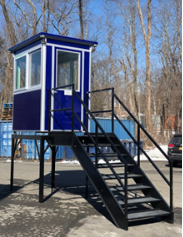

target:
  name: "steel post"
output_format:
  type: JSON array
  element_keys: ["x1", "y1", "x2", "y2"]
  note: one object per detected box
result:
[
  {"x1": 137, "y1": 124, "x2": 140, "y2": 167},
  {"x1": 10, "y1": 138, "x2": 15, "y2": 192},
  {"x1": 39, "y1": 138, "x2": 44, "y2": 203},
  {"x1": 85, "y1": 175, "x2": 89, "y2": 199},
  {"x1": 112, "y1": 88, "x2": 114, "y2": 133},
  {"x1": 51, "y1": 146, "x2": 56, "y2": 191}
]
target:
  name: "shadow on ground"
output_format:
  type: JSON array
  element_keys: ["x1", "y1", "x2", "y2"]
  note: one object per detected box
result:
[
  {"x1": 33, "y1": 169, "x2": 114, "y2": 225},
  {"x1": 0, "y1": 184, "x2": 21, "y2": 201},
  {"x1": 4, "y1": 168, "x2": 181, "y2": 229}
]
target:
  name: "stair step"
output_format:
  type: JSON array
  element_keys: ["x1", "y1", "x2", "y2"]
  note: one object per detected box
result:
[
  {"x1": 88, "y1": 153, "x2": 127, "y2": 157},
  {"x1": 83, "y1": 133, "x2": 114, "y2": 137},
  {"x1": 102, "y1": 173, "x2": 142, "y2": 180},
  {"x1": 110, "y1": 184, "x2": 151, "y2": 192},
  {"x1": 118, "y1": 197, "x2": 160, "y2": 205},
  {"x1": 97, "y1": 163, "x2": 134, "y2": 168},
  {"x1": 82, "y1": 144, "x2": 120, "y2": 147},
  {"x1": 128, "y1": 209, "x2": 170, "y2": 220}
]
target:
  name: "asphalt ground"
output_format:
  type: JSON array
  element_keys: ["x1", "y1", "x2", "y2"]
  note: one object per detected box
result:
[{"x1": 0, "y1": 159, "x2": 182, "y2": 237}]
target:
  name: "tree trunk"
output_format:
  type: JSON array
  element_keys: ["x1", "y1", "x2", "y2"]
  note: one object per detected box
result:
[
  {"x1": 0, "y1": 0, "x2": 16, "y2": 45},
  {"x1": 78, "y1": 0, "x2": 84, "y2": 39},
  {"x1": 137, "y1": 0, "x2": 152, "y2": 132}
]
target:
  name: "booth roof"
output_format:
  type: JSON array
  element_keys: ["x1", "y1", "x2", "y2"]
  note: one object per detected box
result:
[{"x1": 9, "y1": 32, "x2": 98, "y2": 53}]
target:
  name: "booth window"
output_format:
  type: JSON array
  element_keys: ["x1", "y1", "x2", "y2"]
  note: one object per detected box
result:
[
  {"x1": 57, "y1": 51, "x2": 79, "y2": 90},
  {"x1": 15, "y1": 56, "x2": 26, "y2": 89},
  {"x1": 29, "y1": 49, "x2": 41, "y2": 87}
]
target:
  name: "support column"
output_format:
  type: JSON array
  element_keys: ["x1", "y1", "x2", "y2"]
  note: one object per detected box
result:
[
  {"x1": 51, "y1": 146, "x2": 56, "y2": 192},
  {"x1": 85, "y1": 146, "x2": 89, "y2": 199},
  {"x1": 39, "y1": 138, "x2": 44, "y2": 203},
  {"x1": 85, "y1": 175, "x2": 89, "y2": 199},
  {"x1": 10, "y1": 138, "x2": 15, "y2": 191}
]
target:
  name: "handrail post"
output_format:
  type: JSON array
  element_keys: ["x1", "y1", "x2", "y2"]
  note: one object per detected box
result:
[
  {"x1": 48, "y1": 89, "x2": 51, "y2": 132},
  {"x1": 112, "y1": 88, "x2": 114, "y2": 133},
  {"x1": 137, "y1": 124, "x2": 140, "y2": 167},
  {"x1": 95, "y1": 124, "x2": 98, "y2": 168},
  {"x1": 72, "y1": 84, "x2": 75, "y2": 132},
  {"x1": 124, "y1": 163, "x2": 128, "y2": 217},
  {"x1": 170, "y1": 160, "x2": 173, "y2": 212},
  {"x1": 85, "y1": 92, "x2": 89, "y2": 129}
]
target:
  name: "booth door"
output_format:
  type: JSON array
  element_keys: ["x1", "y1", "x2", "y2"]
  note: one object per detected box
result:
[{"x1": 51, "y1": 50, "x2": 82, "y2": 131}]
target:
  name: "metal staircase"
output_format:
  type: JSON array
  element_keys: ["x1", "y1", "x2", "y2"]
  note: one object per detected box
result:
[{"x1": 50, "y1": 86, "x2": 174, "y2": 230}]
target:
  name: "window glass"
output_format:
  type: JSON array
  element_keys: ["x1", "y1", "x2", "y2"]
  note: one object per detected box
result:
[
  {"x1": 57, "y1": 51, "x2": 79, "y2": 90},
  {"x1": 15, "y1": 56, "x2": 26, "y2": 89},
  {"x1": 171, "y1": 136, "x2": 182, "y2": 144},
  {"x1": 29, "y1": 50, "x2": 41, "y2": 86}
]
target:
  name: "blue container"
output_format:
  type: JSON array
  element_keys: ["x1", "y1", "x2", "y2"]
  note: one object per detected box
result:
[
  {"x1": 3, "y1": 103, "x2": 13, "y2": 109},
  {"x1": 0, "y1": 119, "x2": 137, "y2": 159},
  {"x1": 90, "y1": 118, "x2": 135, "y2": 140},
  {"x1": 56, "y1": 146, "x2": 64, "y2": 159},
  {"x1": 64, "y1": 147, "x2": 75, "y2": 159},
  {"x1": 0, "y1": 121, "x2": 13, "y2": 157}
]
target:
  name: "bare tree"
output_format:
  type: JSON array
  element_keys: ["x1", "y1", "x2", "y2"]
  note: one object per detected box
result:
[
  {"x1": 117, "y1": 0, "x2": 139, "y2": 118},
  {"x1": 78, "y1": 0, "x2": 84, "y2": 39},
  {"x1": 153, "y1": 0, "x2": 182, "y2": 138},
  {"x1": 42, "y1": 0, "x2": 50, "y2": 32},
  {"x1": 0, "y1": 1, "x2": 15, "y2": 110},
  {"x1": 14, "y1": 0, "x2": 47, "y2": 36},
  {"x1": 137, "y1": 0, "x2": 152, "y2": 132},
  {"x1": 0, "y1": 0, "x2": 17, "y2": 45}
]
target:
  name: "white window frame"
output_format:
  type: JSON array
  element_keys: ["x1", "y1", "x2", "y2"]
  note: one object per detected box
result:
[
  {"x1": 28, "y1": 49, "x2": 41, "y2": 89},
  {"x1": 14, "y1": 45, "x2": 42, "y2": 93},
  {"x1": 56, "y1": 49, "x2": 80, "y2": 93},
  {"x1": 14, "y1": 54, "x2": 27, "y2": 91}
]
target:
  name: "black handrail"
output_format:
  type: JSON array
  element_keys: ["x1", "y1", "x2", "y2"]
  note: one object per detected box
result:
[
  {"x1": 73, "y1": 91, "x2": 128, "y2": 217},
  {"x1": 49, "y1": 85, "x2": 128, "y2": 217},
  {"x1": 87, "y1": 87, "x2": 173, "y2": 212},
  {"x1": 51, "y1": 84, "x2": 74, "y2": 91},
  {"x1": 114, "y1": 114, "x2": 170, "y2": 185},
  {"x1": 87, "y1": 87, "x2": 113, "y2": 94},
  {"x1": 114, "y1": 93, "x2": 172, "y2": 162},
  {"x1": 113, "y1": 92, "x2": 173, "y2": 212},
  {"x1": 48, "y1": 84, "x2": 74, "y2": 132},
  {"x1": 87, "y1": 87, "x2": 115, "y2": 133}
]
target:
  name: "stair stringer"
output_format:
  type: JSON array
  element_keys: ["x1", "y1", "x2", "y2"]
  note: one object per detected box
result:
[
  {"x1": 72, "y1": 133, "x2": 129, "y2": 230},
  {"x1": 111, "y1": 133, "x2": 173, "y2": 219}
]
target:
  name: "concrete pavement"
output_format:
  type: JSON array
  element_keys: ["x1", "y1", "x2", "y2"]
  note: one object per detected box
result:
[{"x1": 0, "y1": 159, "x2": 182, "y2": 236}]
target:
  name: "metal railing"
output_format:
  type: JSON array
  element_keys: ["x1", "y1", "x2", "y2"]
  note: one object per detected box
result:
[
  {"x1": 87, "y1": 87, "x2": 173, "y2": 212},
  {"x1": 48, "y1": 84, "x2": 74, "y2": 132},
  {"x1": 49, "y1": 85, "x2": 128, "y2": 217},
  {"x1": 49, "y1": 85, "x2": 173, "y2": 215}
]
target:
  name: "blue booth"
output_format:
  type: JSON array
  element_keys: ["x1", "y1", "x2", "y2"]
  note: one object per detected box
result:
[
  {"x1": 9, "y1": 33, "x2": 173, "y2": 229},
  {"x1": 9, "y1": 32, "x2": 97, "y2": 132}
]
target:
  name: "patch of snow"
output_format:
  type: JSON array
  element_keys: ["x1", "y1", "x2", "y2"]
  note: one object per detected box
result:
[
  {"x1": 98, "y1": 159, "x2": 120, "y2": 164},
  {"x1": 6, "y1": 159, "x2": 11, "y2": 163},
  {"x1": 5, "y1": 159, "x2": 23, "y2": 163},
  {"x1": 134, "y1": 145, "x2": 168, "y2": 161},
  {"x1": 56, "y1": 160, "x2": 80, "y2": 164}
]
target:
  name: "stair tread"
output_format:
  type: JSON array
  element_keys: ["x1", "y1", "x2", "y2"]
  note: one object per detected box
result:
[
  {"x1": 102, "y1": 173, "x2": 142, "y2": 179},
  {"x1": 82, "y1": 144, "x2": 120, "y2": 147},
  {"x1": 88, "y1": 153, "x2": 127, "y2": 157},
  {"x1": 97, "y1": 163, "x2": 134, "y2": 168},
  {"x1": 110, "y1": 184, "x2": 151, "y2": 192},
  {"x1": 82, "y1": 133, "x2": 114, "y2": 137},
  {"x1": 118, "y1": 197, "x2": 160, "y2": 205},
  {"x1": 128, "y1": 209, "x2": 170, "y2": 220}
]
